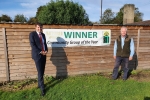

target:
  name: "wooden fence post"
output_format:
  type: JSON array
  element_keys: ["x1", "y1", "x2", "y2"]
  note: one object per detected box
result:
[
  {"x1": 136, "y1": 28, "x2": 141, "y2": 57},
  {"x1": 2, "y1": 28, "x2": 10, "y2": 82}
]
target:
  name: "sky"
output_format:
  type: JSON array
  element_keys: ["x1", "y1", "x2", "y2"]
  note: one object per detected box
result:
[{"x1": 0, "y1": 0, "x2": 150, "y2": 22}]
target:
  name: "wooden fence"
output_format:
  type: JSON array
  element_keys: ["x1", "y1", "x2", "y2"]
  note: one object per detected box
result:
[{"x1": 0, "y1": 23, "x2": 150, "y2": 82}]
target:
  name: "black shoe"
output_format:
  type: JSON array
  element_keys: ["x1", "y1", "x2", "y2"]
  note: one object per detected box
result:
[
  {"x1": 41, "y1": 90, "x2": 45, "y2": 96},
  {"x1": 111, "y1": 77, "x2": 116, "y2": 80},
  {"x1": 123, "y1": 78, "x2": 127, "y2": 81}
]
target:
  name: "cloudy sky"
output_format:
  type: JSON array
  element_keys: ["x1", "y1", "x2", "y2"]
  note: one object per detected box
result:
[{"x1": 0, "y1": 0, "x2": 150, "y2": 22}]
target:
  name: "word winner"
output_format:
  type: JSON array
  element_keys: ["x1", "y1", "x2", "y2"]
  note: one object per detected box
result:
[{"x1": 64, "y1": 31, "x2": 98, "y2": 38}]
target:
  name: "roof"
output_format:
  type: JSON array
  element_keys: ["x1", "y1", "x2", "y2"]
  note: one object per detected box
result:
[{"x1": 125, "y1": 20, "x2": 150, "y2": 25}]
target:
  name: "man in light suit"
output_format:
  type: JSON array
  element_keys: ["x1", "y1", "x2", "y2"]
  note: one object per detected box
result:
[{"x1": 29, "y1": 23, "x2": 48, "y2": 96}]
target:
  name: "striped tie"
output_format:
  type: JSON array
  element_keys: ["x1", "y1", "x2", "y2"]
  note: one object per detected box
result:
[{"x1": 39, "y1": 33, "x2": 44, "y2": 51}]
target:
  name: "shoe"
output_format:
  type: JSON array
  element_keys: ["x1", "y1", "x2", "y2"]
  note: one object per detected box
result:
[
  {"x1": 123, "y1": 78, "x2": 127, "y2": 81},
  {"x1": 111, "y1": 77, "x2": 117, "y2": 80},
  {"x1": 41, "y1": 90, "x2": 45, "y2": 96}
]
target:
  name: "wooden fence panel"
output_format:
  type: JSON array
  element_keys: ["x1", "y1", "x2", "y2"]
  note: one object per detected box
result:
[
  {"x1": 138, "y1": 30, "x2": 150, "y2": 69},
  {"x1": 6, "y1": 28, "x2": 35, "y2": 81},
  {"x1": 0, "y1": 24, "x2": 150, "y2": 82},
  {"x1": 5, "y1": 28, "x2": 139, "y2": 81},
  {"x1": 0, "y1": 28, "x2": 7, "y2": 82}
]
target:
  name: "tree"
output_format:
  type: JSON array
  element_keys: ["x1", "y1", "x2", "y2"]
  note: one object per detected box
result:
[
  {"x1": 113, "y1": 7, "x2": 124, "y2": 24},
  {"x1": 0, "y1": 14, "x2": 12, "y2": 22},
  {"x1": 27, "y1": 17, "x2": 37, "y2": 24},
  {"x1": 100, "y1": 4, "x2": 143, "y2": 24},
  {"x1": 14, "y1": 14, "x2": 27, "y2": 22},
  {"x1": 36, "y1": 0, "x2": 90, "y2": 24},
  {"x1": 134, "y1": 7, "x2": 143, "y2": 22},
  {"x1": 100, "y1": 8, "x2": 115, "y2": 24}
]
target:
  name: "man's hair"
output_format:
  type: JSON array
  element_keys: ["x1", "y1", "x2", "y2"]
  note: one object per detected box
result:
[
  {"x1": 35, "y1": 22, "x2": 43, "y2": 27},
  {"x1": 120, "y1": 26, "x2": 127, "y2": 31}
]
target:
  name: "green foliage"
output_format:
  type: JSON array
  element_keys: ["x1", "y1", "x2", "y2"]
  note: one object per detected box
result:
[
  {"x1": 27, "y1": 17, "x2": 37, "y2": 24},
  {"x1": 113, "y1": 7, "x2": 123, "y2": 24},
  {"x1": 134, "y1": 8, "x2": 143, "y2": 22},
  {"x1": 0, "y1": 14, "x2": 12, "y2": 22},
  {"x1": 14, "y1": 14, "x2": 27, "y2": 22},
  {"x1": 100, "y1": 8, "x2": 115, "y2": 24},
  {"x1": 36, "y1": 0, "x2": 90, "y2": 24}
]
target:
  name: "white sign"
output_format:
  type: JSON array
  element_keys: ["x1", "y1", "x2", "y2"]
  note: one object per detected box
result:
[{"x1": 43, "y1": 29, "x2": 111, "y2": 47}]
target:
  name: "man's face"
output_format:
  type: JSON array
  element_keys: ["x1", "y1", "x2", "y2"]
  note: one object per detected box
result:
[
  {"x1": 121, "y1": 27, "x2": 127, "y2": 37},
  {"x1": 36, "y1": 25, "x2": 43, "y2": 33}
]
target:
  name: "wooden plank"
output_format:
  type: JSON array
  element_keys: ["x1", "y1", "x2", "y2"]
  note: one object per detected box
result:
[
  {"x1": 140, "y1": 38, "x2": 150, "y2": 41},
  {"x1": 0, "y1": 77, "x2": 7, "y2": 82},
  {"x1": 10, "y1": 68, "x2": 36, "y2": 74},
  {"x1": 10, "y1": 73, "x2": 27, "y2": 77},
  {"x1": 9, "y1": 58, "x2": 33, "y2": 62},
  {"x1": 140, "y1": 30, "x2": 150, "y2": 33},
  {"x1": 10, "y1": 75, "x2": 37, "y2": 81},
  {"x1": 7, "y1": 43, "x2": 30, "y2": 47},
  {"x1": 8, "y1": 54, "x2": 31, "y2": 58},
  {"x1": 7, "y1": 35, "x2": 29, "y2": 39},
  {"x1": 7, "y1": 39, "x2": 30, "y2": 43},
  {"x1": 8, "y1": 50, "x2": 31, "y2": 54},
  {"x1": 0, "y1": 63, "x2": 5, "y2": 66},
  {"x1": 6, "y1": 32, "x2": 30, "y2": 36},
  {"x1": 0, "y1": 36, "x2": 3, "y2": 39},
  {"x1": 0, "y1": 59, "x2": 5, "y2": 63},
  {"x1": 0, "y1": 67, "x2": 6, "y2": 70},
  {"x1": 9, "y1": 65, "x2": 35, "y2": 70},
  {"x1": 9, "y1": 61, "x2": 35, "y2": 66},
  {"x1": 8, "y1": 47, "x2": 31, "y2": 50},
  {"x1": 139, "y1": 47, "x2": 150, "y2": 50},
  {"x1": 0, "y1": 73, "x2": 7, "y2": 77},
  {"x1": 6, "y1": 28, "x2": 34, "y2": 32},
  {"x1": 0, "y1": 50, "x2": 4, "y2": 54},
  {"x1": 0, "y1": 44, "x2": 4, "y2": 47},
  {"x1": 0, "y1": 40, "x2": 3, "y2": 44},
  {"x1": 0, "y1": 28, "x2": 3, "y2": 31},
  {"x1": 139, "y1": 43, "x2": 150, "y2": 47},
  {"x1": 2, "y1": 28, "x2": 9, "y2": 81}
]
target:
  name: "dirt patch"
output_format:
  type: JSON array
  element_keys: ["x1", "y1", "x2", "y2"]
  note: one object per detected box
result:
[{"x1": 102, "y1": 70, "x2": 150, "y2": 82}]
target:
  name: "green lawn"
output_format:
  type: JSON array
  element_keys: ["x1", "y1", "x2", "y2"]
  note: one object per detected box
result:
[{"x1": 0, "y1": 73, "x2": 150, "y2": 100}]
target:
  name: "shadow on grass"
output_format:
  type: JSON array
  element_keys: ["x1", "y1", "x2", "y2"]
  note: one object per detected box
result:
[
  {"x1": 45, "y1": 77, "x2": 67, "y2": 92},
  {"x1": 144, "y1": 97, "x2": 150, "y2": 100}
]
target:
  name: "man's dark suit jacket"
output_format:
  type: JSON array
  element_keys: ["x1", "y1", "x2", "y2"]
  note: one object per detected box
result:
[{"x1": 29, "y1": 31, "x2": 48, "y2": 61}]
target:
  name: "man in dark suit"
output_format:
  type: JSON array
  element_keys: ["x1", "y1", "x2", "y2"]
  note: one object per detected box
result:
[{"x1": 29, "y1": 23, "x2": 48, "y2": 96}]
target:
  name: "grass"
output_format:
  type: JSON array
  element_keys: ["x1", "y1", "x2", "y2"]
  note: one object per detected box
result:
[{"x1": 0, "y1": 72, "x2": 150, "y2": 100}]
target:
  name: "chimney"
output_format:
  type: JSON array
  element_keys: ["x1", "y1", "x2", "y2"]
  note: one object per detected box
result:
[{"x1": 123, "y1": 4, "x2": 135, "y2": 25}]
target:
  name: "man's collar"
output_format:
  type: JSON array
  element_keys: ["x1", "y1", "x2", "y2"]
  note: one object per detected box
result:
[{"x1": 36, "y1": 31, "x2": 41, "y2": 35}]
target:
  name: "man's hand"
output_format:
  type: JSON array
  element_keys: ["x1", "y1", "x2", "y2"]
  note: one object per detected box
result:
[
  {"x1": 41, "y1": 51, "x2": 47, "y2": 55},
  {"x1": 43, "y1": 51, "x2": 47, "y2": 55},
  {"x1": 113, "y1": 56, "x2": 116, "y2": 59},
  {"x1": 129, "y1": 56, "x2": 133, "y2": 61}
]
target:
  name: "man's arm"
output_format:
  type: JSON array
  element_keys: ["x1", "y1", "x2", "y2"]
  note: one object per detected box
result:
[
  {"x1": 29, "y1": 32, "x2": 41, "y2": 54},
  {"x1": 129, "y1": 38, "x2": 134, "y2": 60},
  {"x1": 113, "y1": 40, "x2": 117, "y2": 59}
]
